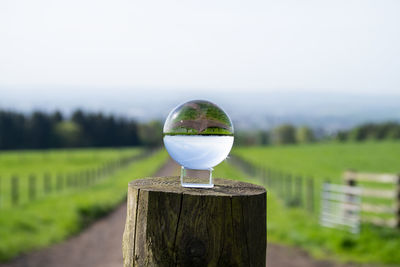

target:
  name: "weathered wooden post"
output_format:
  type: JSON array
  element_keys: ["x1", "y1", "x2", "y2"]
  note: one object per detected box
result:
[
  {"x1": 307, "y1": 177, "x2": 314, "y2": 213},
  {"x1": 286, "y1": 174, "x2": 292, "y2": 205},
  {"x1": 11, "y1": 175, "x2": 19, "y2": 205},
  {"x1": 56, "y1": 174, "x2": 63, "y2": 191},
  {"x1": 29, "y1": 174, "x2": 36, "y2": 200},
  {"x1": 396, "y1": 174, "x2": 400, "y2": 228},
  {"x1": 295, "y1": 176, "x2": 302, "y2": 207},
  {"x1": 0, "y1": 176, "x2": 2, "y2": 208},
  {"x1": 123, "y1": 177, "x2": 267, "y2": 267},
  {"x1": 43, "y1": 173, "x2": 51, "y2": 194}
]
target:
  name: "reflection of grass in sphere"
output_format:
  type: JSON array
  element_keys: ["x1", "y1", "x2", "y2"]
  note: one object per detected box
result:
[
  {"x1": 163, "y1": 100, "x2": 234, "y2": 170},
  {"x1": 164, "y1": 100, "x2": 233, "y2": 136}
]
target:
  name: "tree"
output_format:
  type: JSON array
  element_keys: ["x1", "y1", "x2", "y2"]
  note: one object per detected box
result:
[
  {"x1": 54, "y1": 121, "x2": 82, "y2": 147},
  {"x1": 272, "y1": 124, "x2": 296, "y2": 145},
  {"x1": 27, "y1": 111, "x2": 53, "y2": 149},
  {"x1": 0, "y1": 111, "x2": 26, "y2": 149},
  {"x1": 138, "y1": 121, "x2": 163, "y2": 147},
  {"x1": 296, "y1": 126, "x2": 315, "y2": 144}
]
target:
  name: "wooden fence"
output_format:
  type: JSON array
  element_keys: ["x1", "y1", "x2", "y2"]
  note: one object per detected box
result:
[
  {"x1": 228, "y1": 155, "x2": 400, "y2": 230},
  {"x1": 344, "y1": 170, "x2": 400, "y2": 228},
  {"x1": 228, "y1": 156, "x2": 317, "y2": 214},
  {"x1": 0, "y1": 151, "x2": 152, "y2": 209}
]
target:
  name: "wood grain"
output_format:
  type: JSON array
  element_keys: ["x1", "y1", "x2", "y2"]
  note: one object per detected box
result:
[{"x1": 123, "y1": 176, "x2": 267, "y2": 267}]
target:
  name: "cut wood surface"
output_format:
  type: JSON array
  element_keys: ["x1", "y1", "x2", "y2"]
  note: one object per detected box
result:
[{"x1": 122, "y1": 176, "x2": 267, "y2": 267}]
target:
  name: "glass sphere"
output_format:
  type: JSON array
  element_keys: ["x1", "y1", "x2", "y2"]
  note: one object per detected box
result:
[{"x1": 163, "y1": 100, "x2": 234, "y2": 170}]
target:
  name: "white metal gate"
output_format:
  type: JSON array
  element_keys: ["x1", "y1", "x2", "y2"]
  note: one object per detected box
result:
[{"x1": 320, "y1": 183, "x2": 362, "y2": 234}]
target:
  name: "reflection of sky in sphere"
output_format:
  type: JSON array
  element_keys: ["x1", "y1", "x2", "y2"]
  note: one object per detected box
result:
[
  {"x1": 163, "y1": 100, "x2": 234, "y2": 170},
  {"x1": 164, "y1": 135, "x2": 234, "y2": 170}
]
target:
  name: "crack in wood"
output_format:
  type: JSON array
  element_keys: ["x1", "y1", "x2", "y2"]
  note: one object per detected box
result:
[
  {"x1": 173, "y1": 193, "x2": 184, "y2": 266},
  {"x1": 241, "y1": 197, "x2": 251, "y2": 266},
  {"x1": 132, "y1": 189, "x2": 140, "y2": 264}
]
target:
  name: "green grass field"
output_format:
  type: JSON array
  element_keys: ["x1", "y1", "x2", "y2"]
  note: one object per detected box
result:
[
  {"x1": 2, "y1": 142, "x2": 399, "y2": 264},
  {"x1": 233, "y1": 141, "x2": 400, "y2": 180},
  {"x1": 0, "y1": 148, "x2": 169, "y2": 262},
  {"x1": 224, "y1": 140, "x2": 400, "y2": 265},
  {"x1": 0, "y1": 148, "x2": 143, "y2": 207}
]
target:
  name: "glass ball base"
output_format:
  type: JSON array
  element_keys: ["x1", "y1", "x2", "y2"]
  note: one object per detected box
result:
[{"x1": 180, "y1": 166, "x2": 214, "y2": 188}]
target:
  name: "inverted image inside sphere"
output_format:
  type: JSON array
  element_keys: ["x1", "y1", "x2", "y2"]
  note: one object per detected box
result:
[{"x1": 163, "y1": 100, "x2": 234, "y2": 136}]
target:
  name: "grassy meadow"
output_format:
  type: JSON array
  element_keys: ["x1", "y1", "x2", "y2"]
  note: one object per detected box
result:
[
  {"x1": 233, "y1": 141, "x2": 400, "y2": 180},
  {"x1": 0, "y1": 148, "x2": 143, "y2": 207},
  {"x1": 218, "y1": 140, "x2": 400, "y2": 265},
  {"x1": 1, "y1": 141, "x2": 400, "y2": 264},
  {"x1": 0, "y1": 148, "x2": 169, "y2": 261}
]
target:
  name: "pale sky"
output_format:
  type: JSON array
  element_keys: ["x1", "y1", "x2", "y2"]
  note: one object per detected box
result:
[{"x1": 1, "y1": 0, "x2": 400, "y2": 95}]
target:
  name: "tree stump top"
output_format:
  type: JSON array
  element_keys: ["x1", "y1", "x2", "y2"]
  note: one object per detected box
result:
[{"x1": 128, "y1": 176, "x2": 266, "y2": 197}]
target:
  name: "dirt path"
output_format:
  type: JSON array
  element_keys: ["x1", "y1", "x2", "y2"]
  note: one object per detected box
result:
[{"x1": 1, "y1": 159, "x2": 371, "y2": 267}]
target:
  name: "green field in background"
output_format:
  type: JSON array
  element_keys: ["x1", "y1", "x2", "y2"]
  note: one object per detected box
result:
[
  {"x1": 223, "y1": 141, "x2": 400, "y2": 265},
  {"x1": 0, "y1": 148, "x2": 143, "y2": 208},
  {"x1": 233, "y1": 141, "x2": 400, "y2": 180},
  {"x1": 0, "y1": 148, "x2": 169, "y2": 262},
  {"x1": 0, "y1": 148, "x2": 141, "y2": 176}
]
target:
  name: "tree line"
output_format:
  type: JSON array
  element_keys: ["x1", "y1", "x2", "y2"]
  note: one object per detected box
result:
[
  {"x1": 0, "y1": 109, "x2": 162, "y2": 150},
  {"x1": 2, "y1": 108, "x2": 399, "y2": 150},
  {"x1": 335, "y1": 122, "x2": 400, "y2": 142},
  {"x1": 235, "y1": 121, "x2": 400, "y2": 146},
  {"x1": 235, "y1": 125, "x2": 316, "y2": 146}
]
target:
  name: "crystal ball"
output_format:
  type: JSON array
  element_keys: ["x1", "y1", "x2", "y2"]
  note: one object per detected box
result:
[{"x1": 163, "y1": 100, "x2": 234, "y2": 170}]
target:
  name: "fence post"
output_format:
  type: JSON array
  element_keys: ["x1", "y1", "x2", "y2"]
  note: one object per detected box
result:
[
  {"x1": 0, "y1": 176, "x2": 2, "y2": 208},
  {"x1": 123, "y1": 177, "x2": 267, "y2": 266},
  {"x1": 66, "y1": 174, "x2": 71, "y2": 188},
  {"x1": 283, "y1": 174, "x2": 292, "y2": 205},
  {"x1": 86, "y1": 170, "x2": 90, "y2": 186},
  {"x1": 11, "y1": 176, "x2": 19, "y2": 205},
  {"x1": 343, "y1": 171, "x2": 359, "y2": 233},
  {"x1": 56, "y1": 174, "x2": 63, "y2": 191},
  {"x1": 29, "y1": 174, "x2": 36, "y2": 200},
  {"x1": 44, "y1": 173, "x2": 51, "y2": 194},
  {"x1": 396, "y1": 174, "x2": 400, "y2": 228},
  {"x1": 295, "y1": 176, "x2": 302, "y2": 207},
  {"x1": 74, "y1": 173, "x2": 79, "y2": 188},
  {"x1": 307, "y1": 177, "x2": 314, "y2": 213}
]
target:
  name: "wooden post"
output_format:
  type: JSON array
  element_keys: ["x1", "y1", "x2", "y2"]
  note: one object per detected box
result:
[
  {"x1": 44, "y1": 173, "x2": 51, "y2": 194},
  {"x1": 295, "y1": 176, "x2": 302, "y2": 207},
  {"x1": 74, "y1": 173, "x2": 79, "y2": 187},
  {"x1": 29, "y1": 174, "x2": 36, "y2": 200},
  {"x1": 122, "y1": 177, "x2": 267, "y2": 267},
  {"x1": 307, "y1": 177, "x2": 314, "y2": 213},
  {"x1": 396, "y1": 174, "x2": 400, "y2": 228},
  {"x1": 11, "y1": 176, "x2": 19, "y2": 205},
  {"x1": 66, "y1": 174, "x2": 72, "y2": 188},
  {"x1": 0, "y1": 176, "x2": 2, "y2": 208},
  {"x1": 278, "y1": 171, "x2": 284, "y2": 198},
  {"x1": 56, "y1": 174, "x2": 63, "y2": 191},
  {"x1": 286, "y1": 174, "x2": 292, "y2": 205},
  {"x1": 343, "y1": 172, "x2": 360, "y2": 233}
]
